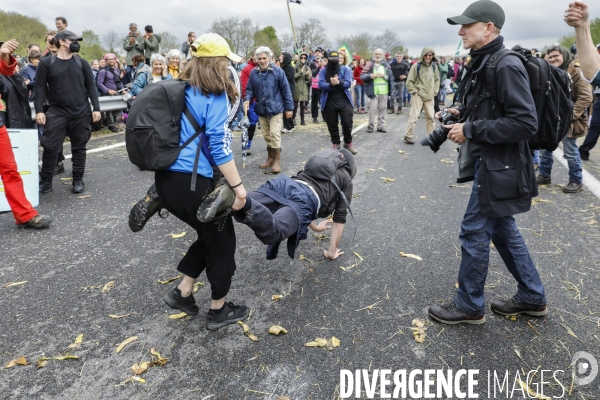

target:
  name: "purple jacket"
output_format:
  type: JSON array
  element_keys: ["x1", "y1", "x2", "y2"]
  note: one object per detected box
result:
[{"x1": 97, "y1": 67, "x2": 124, "y2": 94}]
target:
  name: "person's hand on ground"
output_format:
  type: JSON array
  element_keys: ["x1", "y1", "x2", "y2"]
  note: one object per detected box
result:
[
  {"x1": 310, "y1": 220, "x2": 332, "y2": 232},
  {"x1": 324, "y1": 248, "x2": 344, "y2": 260}
]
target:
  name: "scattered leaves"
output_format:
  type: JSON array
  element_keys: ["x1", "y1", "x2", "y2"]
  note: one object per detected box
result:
[
  {"x1": 2, "y1": 281, "x2": 27, "y2": 288},
  {"x1": 59, "y1": 177, "x2": 72, "y2": 181},
  {"x1": 36, "y1": 358, "x2": 48, "y2": 369},
  {"x1": 505, "y1": 315, "x2": 518, "y2": 321},
  {"x1": 238, "y1": 321, "x2": 259, "y2": 342},
  {"x1": 398, "y1": 150, "x2": 406, "y2": 154},
  {"x1": 168, "y1": 312, "x2": 188, "y2": 320},
  {"x1": 399, "y1": 252, "x2": 422, "y2": 261},
  {"x1": 101, "y1": 281, "x2": 115, "y2": 293},
  {"x1": 411, "y1": 318, "x2": 427, "y2": 343},
  {"x1": 586, "y1": 219, "x2": 598, "y2": 226},
  {"x1": 305, "y1": 337, "x2": 340, "y2": 351},
  {"x1": 298, "y1": 255, "x2": 312, "y2": 263},
  {"x1": 420, "y1": 196, "x2": 427, "y2": 199},
  {"x1": 192, "y1": 281, "x2": 205, "y2": 294},
  {"x1": 440, "y1": 158, "x2": 454, "y2": 164},
  {"x1": 268, "y1": 325, "x2": 288, "y2": 336},
  {"x1": 116, "y1": 336, "x2": 138, "y2": 353},
  {"x1": 271, "y1": 294, "x2": 283, "y2": 301},
  {"x1": 149, "y1": 348, "x2": 169, "y2": 366},
  {"x1": 365, "y1": 168, "x2": 375, "y2": 173},
  {"x1": 108, "y1": 313, "x2": 133, "y2": 319},
  {"x1": 169, "y1": 232, "x2": 186, "y2": 239},
  {"x1": 353, "y1": 252, "x2": 363, "y2": 261},
  {"x1": 380, "y1": 177, "x2": 395, "y2": 183},
  {"x1": 5, "y1": 356, "x2": 28, "y2": 368},
  {"x1": 449, "y1": 184, "x2": 469, "y2": 188},
  {"x1": 131, "y1": 361, "x2": 150, "y2": 375},
  {"x1": 52, "y1": 354, "x2": 79, "y2": 361},
  {"x1": 331, "y1": 336, "x2": 341, "y2": 347},
  {"x1": 120, "y1": 376, "x2": 146, "y2": 384},
  {"x1": 532, "y1": 198, "x2": 551, "y2": 206},
  {"x1": 77, "y1": 195, "x2": 92, "y2": 199},
  {"x1": 378, "y1": 167, "x2": 386, "y2": 171},
  {"x1": 67, "y1": 334, "x2": 83, "y2": 349},
  {"x1": 157, "y1": 274, "x2": 182, "y2": 284}
]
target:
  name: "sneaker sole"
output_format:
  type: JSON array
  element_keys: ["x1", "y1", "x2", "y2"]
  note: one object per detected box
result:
[
  {"x1": 163, "y1": 295, "x2": 200, "y2": 316},
  {"x1": 429, "y1": 312, "x2": 485, "y2": 325},
  {"x1": 129, "y1": 187, "x2": 161, "y2": 232},
  {"x1": 197, "y1": 183, "x2": 234, "y2": 223},
  {"x1": 489, "y1": 306, "x2": 547, "y2": 317},
  {"x1": 206, "y1": 310, "x2": 249, "y2": 331}
]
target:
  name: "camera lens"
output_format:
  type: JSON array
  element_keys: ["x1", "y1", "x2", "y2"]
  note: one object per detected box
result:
[{"x1": 420, "y1": 126, "x2": 450, "y2": 153}]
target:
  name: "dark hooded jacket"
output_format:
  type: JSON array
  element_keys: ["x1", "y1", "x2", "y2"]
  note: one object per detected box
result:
[
  {"x1": 280, "y1": 52, "x2": 296, "y2": 97},
  {"x1": 0, "y1": 73, "x2": 33, "y2": 129}
]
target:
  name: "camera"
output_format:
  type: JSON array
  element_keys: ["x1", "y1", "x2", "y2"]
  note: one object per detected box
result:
[{"x1": 420, "y1": 110, "x2": 458, "y2": 153}]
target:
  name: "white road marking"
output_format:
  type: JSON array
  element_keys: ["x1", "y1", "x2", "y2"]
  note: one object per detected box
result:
[
  {"x1": 64, "y1": 142, "x2": 126, "y2": 159},
  {"x1": 352, "y1": 122, "x2": 368, "y2": 134},
  {"x1": 553, "y1": 147, "x2": 600, "y2": 200}
]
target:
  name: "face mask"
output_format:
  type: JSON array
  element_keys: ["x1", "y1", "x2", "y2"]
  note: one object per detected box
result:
[{"x1": 69, "y1": 42, "x2": 81, "y2": 53}]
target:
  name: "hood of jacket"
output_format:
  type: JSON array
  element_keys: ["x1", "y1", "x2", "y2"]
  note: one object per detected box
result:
[
  {"x1": 419, "y1": 47, "x2": 437, "y2": 64},
  {"x1": 281, "y1": 52, "x2": 292, "y2": 69}
]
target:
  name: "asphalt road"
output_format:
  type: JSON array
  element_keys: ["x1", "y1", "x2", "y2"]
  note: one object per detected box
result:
[{"x1": 1, "y1": 110, "x2": 599, "y2": 400}]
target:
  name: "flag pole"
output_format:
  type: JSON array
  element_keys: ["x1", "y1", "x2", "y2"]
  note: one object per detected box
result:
[{"x1": 286, "y1": 1, "x2": 299, "y2": 53}]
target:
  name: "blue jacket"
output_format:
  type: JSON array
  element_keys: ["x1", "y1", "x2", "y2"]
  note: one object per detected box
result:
[
  {"x1": 245, "y1": 64, "x2": 294, "y2": 117},
  {"x1": 21, "y1": 64, "x2": 37, "y2": 101},
  {"x1": 256, "y1": 175, "x2": 319, "y2": 260},
  {"x1": 318, "y1": 65, "x2": 353, "y2": 110},
  {"x1": 131, "y1": 72, "x2": 173, "y2": 96},
  {"x1": 169, "y1": 83, "x2": 236, "y2": 179}
]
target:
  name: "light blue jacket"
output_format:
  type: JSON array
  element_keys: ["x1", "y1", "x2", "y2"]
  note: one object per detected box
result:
[{"x1": 131, "y1": 72, "x2": 173, "y2": 96}]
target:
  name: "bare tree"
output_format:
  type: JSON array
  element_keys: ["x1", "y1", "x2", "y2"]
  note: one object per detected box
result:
[
  {"x1": 210, "y1": 17, "x2": 258, "y2": 57},
  {"x1": 336, "y1": 33, "x2": 374, "y2": 59},
  {"x1": 280, "y1": 33, "x2": 294, "y2": 53},
  {"x1": 102, "y1": 30, "x2": 120, "y2": 53},
  {"x1": 373, "y1": 30, "x2": 406, "y2": 56},
  {"x1": 158, "y1": 31, "x2": 178, "y2": 54},
  {"x1": 295, "y1": 18, "x2": 330, "y2": 51}
]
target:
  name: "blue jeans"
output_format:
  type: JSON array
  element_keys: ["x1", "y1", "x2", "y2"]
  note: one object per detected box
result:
[
  {"x1": 532, "y1": 150, "x2": 539, "y2": 164},
  {"x1": 455, "y1": 161, "x2": 546, "y2": 315},
  {"x1": 126, "y1": 65, "x2": 134, "y2": 79},
  {"x1": 403, "y1": 86, "x2": 411, "y2": 103},
  {"x1": 539, "y1": 136, "x2": 582, "y2": 184},
  {"x1": 354, "y1": 85, "x2": 365, "y2": 108},
  {"x1": 438, "y1": 86, "x2": 447, "y2": 104}
]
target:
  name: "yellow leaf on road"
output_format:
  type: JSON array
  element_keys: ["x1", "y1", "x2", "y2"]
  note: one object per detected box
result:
[
  {"x1": 170, "y1": 232, "x2": 186, "y2": 239},
  {"x1": 36, "y1": 358, "x2": 48, "y2": 369},
  {"x1": 440, "y1": 158, "x2": 454, "y2": 164},
  {"x1": 101, "y1": 281, "x2": 115, "y2": 293},
  {"x1": 131, "y1": 361, "x2": 150, "y2": 375},
  {"x1": 116, "y1": 336, "x2": 138, "y2": 353},
  {"x1": 53, "y1": 354, "x2": 79, "y2": 360},
  {"x1": 108, "y1": 313, "x2": 133, "y2": 319},
  {"x1": 67, "y1": 334, "x2": 83, "y2": 349},
  {"x1": 420, "y1": 196, "x2": 427, "y2": 199},
  {"x1": 168, "y1": 312, "x2": 188, "y2": 319},
  {"x1": 586, "y1": 219, "x2": 598, "y2": 226},
  {"x1": 331, "y1": 336, "x2": 341, "y2": 348},
  {"x1": 398, "y1": 150, "x2": 406, "y2": 154},
  {"x1": 157, "y1": 274, "x2": 182, "y2": 284},
  {"x1": 268, "y1": 325, "x2": 288, "y2": 336},
  {"x1": 5, "y1": 356, "x2": 28, "y2": 368},
  {"x1": 150, "y1": 347, "x2": 169, "y2": 365},
  {"x1": 365, "y1": 168, "x2": 375, "y2": 173},
  {"x1": 192, "y1": 281, "x2": 205, "y2": 294},
  {"x1": 77, "y1": 195, "x2": 92, "y2": 199},
  {"x1": 2, "y1": 281, "x2": 27, "y2": 288},
  {"x1": 400, "y1": 252, "x2": 422, "y2": 261},
  {"x1": 272, "y1": 294, "x2": 283, "y2": 301},
  {"x1": 353, "y1": 252, "x2": 363, "y2": 261},
  {"x1": 381, "y1": 177, "x2": 395, "y2": 182},
  {"x1": 238, "y1": 321, "x2": 259, "y2": 341}
]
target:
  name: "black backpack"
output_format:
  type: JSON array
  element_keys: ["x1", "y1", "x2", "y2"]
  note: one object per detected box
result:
[
  {"x1": 125, "y1": 79, "x2": 213, "y2": 191},
  {"x1": 482, "y1": 47, "x2": 574, "y2": 151}
]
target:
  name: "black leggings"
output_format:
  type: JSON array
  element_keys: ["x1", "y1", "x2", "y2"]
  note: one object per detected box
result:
[
  {"x1": 311, "y1": 89, "x2": 321, "y2": 119},
  {"x1": 155, "y1": 170, "x2": 237, "y2": 300},
  {"x1": 323, "y1": 103, "x2": 353, "y2": 145},
  {"x1": 293, "y1": 100, "x2": 307, "y2": 123}
]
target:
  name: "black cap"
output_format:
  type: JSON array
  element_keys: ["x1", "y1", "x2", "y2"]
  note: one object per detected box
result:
[
  {"x1": 326, "y1": 50, "x2": 340, "y2": 61},
  {"x1": 54, "y1": 30, "x2": 83, "y2": 42},
  {"x1": 145, "y1": 25, "x2": 153, "y2": 33},
  {"x1": 447, "y1": 0, "x2": 505, "y2": 29}
]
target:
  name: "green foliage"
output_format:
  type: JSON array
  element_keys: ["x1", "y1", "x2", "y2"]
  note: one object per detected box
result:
[
  {"x1": 0, "y1": 9, "x2": 48, "y2": 57},
  {"x1": 558, "y1": 18, "x2": 600, "y2": 49},
  {"x1": 254, "y1": 26, "x2": 280, "y2": 56},
  {"x1": 81, "y1": 30, "x2": 100, "y2": 46}
]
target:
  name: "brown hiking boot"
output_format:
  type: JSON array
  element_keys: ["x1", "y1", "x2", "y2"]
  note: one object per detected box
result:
[
  {"x1": 268, "y1": 148, "x2": 281, "y2": 174},
  {"x1": 259, "y1": 146, "x2": 274, "y2": 169}
]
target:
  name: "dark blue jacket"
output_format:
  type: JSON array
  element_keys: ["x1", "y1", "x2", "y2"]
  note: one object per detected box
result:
[
  {"x1": 245, "y1": 64, "x2": 294, "y2": 117},
  {"x1": 21, "y1": 64, "x2": 37, "y2": 101},
  {"x1": 318, "y1": 65, "x2": 353, "y2": 110},
  {"x1": 256, "y1": 175, "x2": 318, "y2": 260}
]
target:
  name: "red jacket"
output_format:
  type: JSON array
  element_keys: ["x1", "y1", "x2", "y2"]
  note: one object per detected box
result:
[
  {"x1": 241, "y1": 59, "x2": 258, "y2": 99},
  {"x1": 353, "y1": 65, "x2": 364, "y2": 85},
  {"x1": 0, "y1": 55, "x2": 17, "y2": 76}
]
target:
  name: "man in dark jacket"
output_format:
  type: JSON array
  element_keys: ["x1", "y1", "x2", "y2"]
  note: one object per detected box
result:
[
  {"x1": 390, "y1": 53, "x2": 411, "y2": 114},
  {"x1": 96, "y1": 53, "x2": 124, "y2": 133},
  {"x1": 280, "y1": 51, "x2": 296, "y2": 133},
  {"x1": 428, "y1": 0, "x2": 547, "y2": 325},
  {"x1": 244, "y1": 46, "x2": 294, "y2": 175},
  {"x1": 198, "y1": 149, "x2": 356, "y2": 261}
]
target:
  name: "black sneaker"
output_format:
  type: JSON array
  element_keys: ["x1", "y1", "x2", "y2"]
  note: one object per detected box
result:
[
  {"x1": 377, "y1": 128, "x2": 387, "y2": 133},
  {"x1": 536, "y1": 174, "x2": 551, "y2": 185},
  {"x1": 562, "y1": 182, "x2": 583, "y2": 193},
  {"x1": 129, "y1": 183, "x2": 163, "y2": 232},
  {"x1": 429, "y1": 303, "x2": 485, "y2": 325},
  {"x1": 163, "y1": 288, "x2": 199, "y2": 316},
  {"x1": 53, "y1": 163, "x2": 65, "y2": 175},
  {"x1": 197, "y1": 177, "x2": 234, "y2": 223},
  {"x1": 18, "y1": 214, "x2": 53, "y2": 229},
  {"x1": 313, "y1": 118, "x2": 319, "y2": 124},
  {"x1": 39, "y1": 178, "x2": 53, "y2": 193},
  {"x1": 366, "y1": 127, "x2": 374, "y2": 133},
  {"x1": 490, "y1": 296, "x2": 547, "y2": 317},
  {"x1": 72, "y1": 178, "x2": 85, "y2": 194},
  {"x1": 206, "y1": 301, "x2": 249, "y2": 331}
]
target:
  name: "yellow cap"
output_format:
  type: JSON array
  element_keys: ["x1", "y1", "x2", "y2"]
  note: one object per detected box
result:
[{"x1": 190, "y1": 33, "x2": 241, "y2": 62}]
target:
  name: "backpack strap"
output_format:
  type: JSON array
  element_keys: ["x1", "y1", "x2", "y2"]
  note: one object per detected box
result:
[{"x1": 182, "y1": 107, "x2": 206, "y2": 192}]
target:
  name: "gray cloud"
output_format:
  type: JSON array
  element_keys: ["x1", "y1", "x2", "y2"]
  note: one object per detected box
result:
[{"x1": 3, "y1": 0, "x2": 585, "y2": 56}]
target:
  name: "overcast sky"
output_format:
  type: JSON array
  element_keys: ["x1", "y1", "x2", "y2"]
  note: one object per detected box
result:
[{"x1": 3, "y1": 0, "x2": 594, "y2": 56}]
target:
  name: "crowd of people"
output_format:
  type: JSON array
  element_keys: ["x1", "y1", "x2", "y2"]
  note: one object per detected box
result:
[{"x1": 1, "y1": 0, "x2": 600, "y2": 331}]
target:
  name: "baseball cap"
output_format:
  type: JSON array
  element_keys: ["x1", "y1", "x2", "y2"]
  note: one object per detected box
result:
[
  {"x1": 54, "y1": 30, "x2": 83, "y2": 42},
  {"x1": 190, "y1": 33, "x2": 241, "y2": 63},
  {"x1": 326, "y1": 50, "x2": 340, "y2": 61},
  {"x1": 447, "y1": 0, "x2": 505, "y2": 29}
]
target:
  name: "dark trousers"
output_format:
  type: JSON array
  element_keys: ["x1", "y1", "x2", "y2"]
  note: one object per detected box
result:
[
  {"x1": 311, "y1": 89, "x2": 321, "y2": 119},
  {"x1": 579, "y1": 95, "x2": 600, "y2": 159},
  {"x1": 234, "y1": 192, "x2": 298, "y2": 245},
  {"x1": 40, "y1": 114, "x2": 91, "y2": 179},
  {"x1": 323, "y1": 103, "x2": 353, "y2": 145},
  {"x1": 155, "y1": 170, "x2": 236, "y2": 300},
  {"x1": 293, "y1": 100, "x2": 306, "y2": 123}
]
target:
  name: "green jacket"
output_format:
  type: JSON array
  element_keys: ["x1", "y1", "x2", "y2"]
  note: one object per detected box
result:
[
  {"x1": 294, "y1": 59, "x2": 311, "y2": 101},
  {"x1": 438, "y1": 62, "x2": 449, "y2": 82},
  {"x1": 122, "y1": 34, "x2": 145, "y2": 65},
  {"x1": 406, "y1": 47, "x2": 440, "y2": 102},
  {"x1": 143, "y1": 35, "x2": 160, "y2": 59}
]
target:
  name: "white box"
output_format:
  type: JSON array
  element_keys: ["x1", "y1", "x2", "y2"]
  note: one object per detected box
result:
[{"x1": 0, "y1": 129, "x2": 39, "y2": 212}]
